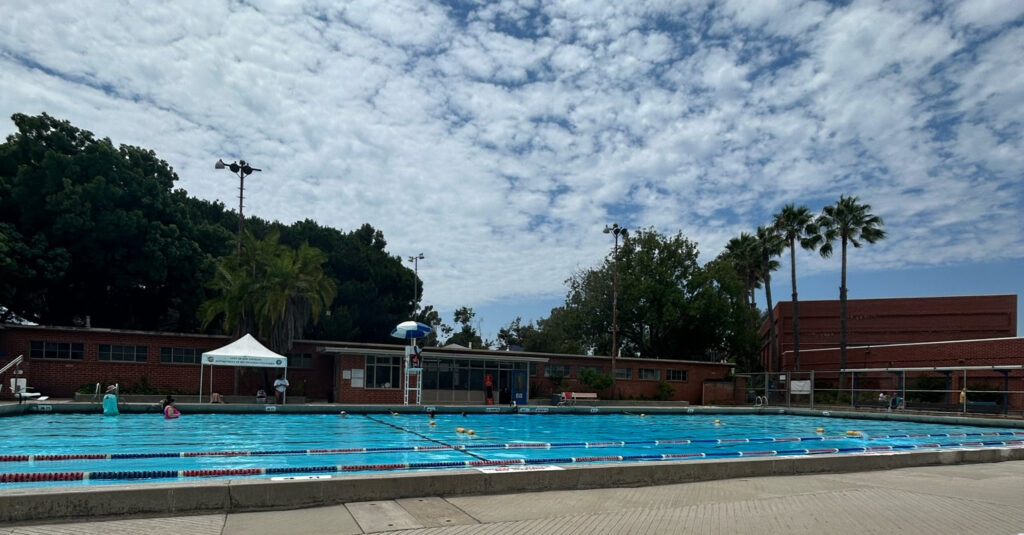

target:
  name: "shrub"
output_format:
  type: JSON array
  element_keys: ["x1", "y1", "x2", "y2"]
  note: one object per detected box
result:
[
  {"x1": 654, "y1": 381, "x2": 675, "y2": 401},
  {"x1": 579, "y1": 368, "x2": 612, "y2": 392}
]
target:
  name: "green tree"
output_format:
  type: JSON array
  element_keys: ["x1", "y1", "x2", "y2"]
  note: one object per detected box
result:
[
  {"x1": 447, "y1": 306, "x2": 487, "y2": 348},
  {"x1": 412, "y1": 305, "x2": 448, "y2": 347},
  {"x1": 274, "y1": 220, "x2": 412, "y2": 343},
  {"x1": 200, "y1": 232, "x2": 337, "y2": 353},
  {"x1": 817, "y1": 195, "x2": 887, "y2": 372},
  {"x1": 0, "y1": 113, "x2": 220, "y2": 329},
  {"x1": 755, "y1": 225, "x2": 784, "y2": 373},
  {"x1": 723, "y1": 233, "x2": 761, "y2": 309},
  {"x1": 564, "y1": 228, "x2": 747, "y2": 361},
  {"x1": 773, "y1": 204, "x2": 821, "y2": 371}
]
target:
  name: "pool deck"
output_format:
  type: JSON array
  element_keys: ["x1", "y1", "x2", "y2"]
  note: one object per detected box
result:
[{"x1": 3, "y1": 460, "x2": 1023, "y2": 534}]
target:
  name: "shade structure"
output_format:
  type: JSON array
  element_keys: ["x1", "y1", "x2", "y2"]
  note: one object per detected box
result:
[
  {"x1": 390, "y1": 321, "x2": 432, "y2": 340},
  {"x1": 201, "y1": 334, "x2": 288, "y2": 367},
  {"x1": 199, "y1": 334, "x2": 287, "y2": 403}
]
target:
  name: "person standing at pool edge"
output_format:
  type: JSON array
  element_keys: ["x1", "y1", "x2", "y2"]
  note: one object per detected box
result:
[{"x1": 274, "y1": 374, "x2": 289, "y2": 404}]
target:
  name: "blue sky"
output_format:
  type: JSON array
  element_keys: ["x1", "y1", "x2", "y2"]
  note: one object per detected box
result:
[{"x1": 1, "y1": 0, "x2": 1022, "y2": 342}]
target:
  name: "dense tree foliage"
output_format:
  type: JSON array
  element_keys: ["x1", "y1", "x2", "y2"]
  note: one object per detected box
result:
[
  {"x1": 560, "y1": 228, "x2": 755, "y2": 361},
  {"x1": 0, "y1": 113, "x2": 225, "y2": 329},
  {"x1": 0, "y1": 113, "x2": 418, "y2": 341}
]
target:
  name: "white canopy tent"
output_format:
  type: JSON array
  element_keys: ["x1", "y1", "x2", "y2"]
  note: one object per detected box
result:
[{"x1": 199, "y1": 334, "x2": 288, "y2": 403}]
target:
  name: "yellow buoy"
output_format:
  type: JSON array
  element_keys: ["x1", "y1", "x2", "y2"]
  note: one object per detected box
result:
[
  {"x1": 816, "y1": 428, "x2": 825, "y2": 434},
  {"x1": 714, "y1": 419, "x2": 721, "y2": 424},
  {"x1": 456, "y1": 427, "x2": 465, "y2": 433},
  {"x1": 467, "y1": 429, "x2": 475, "y2": 435},
  {"x1": 429, "y1": 420, "x2": 436, "y2": 426},
  {"x1": 846, "y1": 430, "x2": 860, "y2": 436},
  {"x1": 640, "y1": 414, "x2": 646, "y2": 418}
]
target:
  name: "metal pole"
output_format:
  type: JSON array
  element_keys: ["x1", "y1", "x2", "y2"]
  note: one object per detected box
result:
[
  {"x1": 236, "y1": 171, "x2": 244, "y2": 257},
  {"x1": 611, "y1": 233, "x2": 618, "y2": 400},
  {"x1": 809, "y1": 370, "x2": 815, "y2": 409}
]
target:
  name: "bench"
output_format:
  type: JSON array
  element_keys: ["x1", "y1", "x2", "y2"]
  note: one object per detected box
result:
[{"x1": 558, "y1": 392, "x2": 598, "y2": 406}]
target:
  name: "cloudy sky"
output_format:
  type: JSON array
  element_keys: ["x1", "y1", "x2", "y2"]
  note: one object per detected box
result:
[{"x1": 2, "y1": 0, "x2": 1023, "y2": 340}]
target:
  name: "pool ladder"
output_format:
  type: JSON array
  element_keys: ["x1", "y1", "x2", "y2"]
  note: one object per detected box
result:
[{"x1": 754, "y1": 395, "x2": 768, "y2": 407}]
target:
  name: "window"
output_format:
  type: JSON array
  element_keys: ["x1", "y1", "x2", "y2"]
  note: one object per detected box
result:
[
  {"x1": 30, "y1": 341, "x2": 84, "y2": 360},
  {"x1": 614, "y1": 367, "x2": 632, "y2": 380},
  {"x1": 639, "y1": 368, "x2": 660, "y2": 381},
  {"x1": 667, "y1": 369, "x2": 687, "y2": 382},
  {"x1": 529, "y1": 362, "x2": 538, "y2": 376},
  {"x1": 287, "y1": 352, "x2": 314, "y2": 369},
  {"x1": 161, "y1": 347, "x2": 202, "y2": 364},
  {"x1": 579, "y1": 366, "x2": 605, "y2": 375},
  {"x1": 544, "y1": 364, "x2": 571, "y2": 378},
  {"x1": 99, "y1": 345, "x2": 147, "y2": 362},
  {"x1": 366, "y1": 355, "x2": 400, "y2": 389}
]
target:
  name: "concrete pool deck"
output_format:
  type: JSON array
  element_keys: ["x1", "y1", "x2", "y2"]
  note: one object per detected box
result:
[{"x1": 4, "y1": 459, "x2": 1024, "y2": 534}]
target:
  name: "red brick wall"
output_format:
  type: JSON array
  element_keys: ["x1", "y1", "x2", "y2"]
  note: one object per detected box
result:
[
  {"x1": 786, "y1": 337, "x2": 1024, "y2": 371},
  {"x1": 0, "y1": 326, "x2": 334, "y2": 400},
  {"x1": 762, "y1": 295, "x2": 1018, "y2": 371},
  {"x1": 2, "y1": 325, "x2": 732, "y2": 405}
]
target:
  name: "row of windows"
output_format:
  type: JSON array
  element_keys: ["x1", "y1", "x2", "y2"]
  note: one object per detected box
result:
[
  {"x1": 30, "y1": 341, "x2": 316, "y2": 369},
  {"x1": 543, "y1": 364, "x2": 687, "y2": 382},
  {"x1": 29, "y1": 341, "x2": 84, "y2": 360},
  {"x1": 99, "y1": 345, "x2": 147, "y2": 362},
  {"x1": 29, "y1": 340, "x2": 686, "y2": 383}
]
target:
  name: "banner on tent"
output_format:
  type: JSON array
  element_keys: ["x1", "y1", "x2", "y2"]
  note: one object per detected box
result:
[{"x1": 203, "y1": 354, "x2": 286, "y2": 368}]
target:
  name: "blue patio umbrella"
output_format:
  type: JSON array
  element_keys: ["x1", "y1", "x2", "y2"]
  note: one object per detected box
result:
[{"x1": 390, "y1": 321, "x2": 432, "y2": 340}]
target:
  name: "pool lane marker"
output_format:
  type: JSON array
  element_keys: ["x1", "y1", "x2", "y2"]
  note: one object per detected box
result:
[
  {"x1": 4, "y1": 431, "x2": 1023, "y2": 464},
  {"x1": 3, "y1": 439, "x2": 1023, "y2": 484}
]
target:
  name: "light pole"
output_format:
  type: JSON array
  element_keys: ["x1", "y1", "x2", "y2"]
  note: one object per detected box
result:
[
  {"x1": 215, "y1": 159, "x2": 261, "y2": 257},
  {"x1": 407, "y1": 253, "x2": 424, "y2": 309},
  {"x1": 603, "y1": 223, "x2": 627, "y2": 399}
]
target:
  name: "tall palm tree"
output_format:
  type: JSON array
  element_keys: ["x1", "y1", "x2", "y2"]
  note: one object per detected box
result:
[
  {"x1": 817, "y1": 195, "x2": 887, "y2": 374},
  {"x1": 755, "y1": 225, "x2": 784, "y2": 373},
  {"x1": 724, "y1": 233, "x2": 761, "y2": 309},
  {"x1": 773, "y1": 204, "x2": 821, "y2": 371}
]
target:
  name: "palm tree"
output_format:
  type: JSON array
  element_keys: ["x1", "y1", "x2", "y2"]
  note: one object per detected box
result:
[
  {"x1": 258, "y1": 241, "x2": 337, "y2": 353},
  {"x1": 201, "y1": 232, "x2": 337, "y2": 353},
  {"x1": 724, "y1": 233, "x2": 761, "y2": 309},
  {"x1": 755, "y1": 225, "x2": 784, "y2": 373},
  {"x1": 773, "y1": 204, "x2": 821, "y2": 371},
  {"x1": 817, "y1": 195, "x2": 887, "y2": 374}
]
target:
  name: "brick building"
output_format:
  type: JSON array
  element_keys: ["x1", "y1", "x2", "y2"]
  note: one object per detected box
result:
[
  {"x1": 0, "y1": 324, "x2": 736, "y2": 405},
  {"x1": 758, "y1": 295, "x2": 1024, "y2": 410},
  {"x1": 761, "y1": 294, "x2": 1019, "y2": 372}
]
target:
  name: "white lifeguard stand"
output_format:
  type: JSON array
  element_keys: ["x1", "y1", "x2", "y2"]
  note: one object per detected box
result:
[
  {"x1": 404, "y1": 344, "x2": 423, "y2": 406},
  {"x1": 390, "y1": 321, "x2": 432, "y2": 406}
]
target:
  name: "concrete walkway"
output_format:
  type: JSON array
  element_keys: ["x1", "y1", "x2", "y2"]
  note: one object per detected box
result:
[{"x1": 5, "y1": 460, "x2": 1023, "y2": 535}]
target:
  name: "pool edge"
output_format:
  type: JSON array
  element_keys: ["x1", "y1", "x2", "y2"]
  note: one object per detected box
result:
[{"x1": 2, "y1": 446, "x2": 1023, "y2": 525}]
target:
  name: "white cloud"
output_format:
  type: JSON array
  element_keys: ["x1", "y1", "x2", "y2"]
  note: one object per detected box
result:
[{"x1": 1, "y1": 0, "x2": 1021, "y2": 337}]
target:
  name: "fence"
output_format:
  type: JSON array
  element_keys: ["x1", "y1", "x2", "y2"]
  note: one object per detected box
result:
[{"x1": 737, "y1": 366, "x2": 1024, "y2": 416}]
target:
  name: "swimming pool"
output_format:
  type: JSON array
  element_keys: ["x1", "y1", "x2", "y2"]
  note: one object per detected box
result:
[{"x1": 2, "y1": 410, "x2": 1023, "y2": 489}]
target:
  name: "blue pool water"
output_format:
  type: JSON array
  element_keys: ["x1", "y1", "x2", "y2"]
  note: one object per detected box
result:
[{"x1": 1, "y1": 412, "x2": 1022, "y2": 489}]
